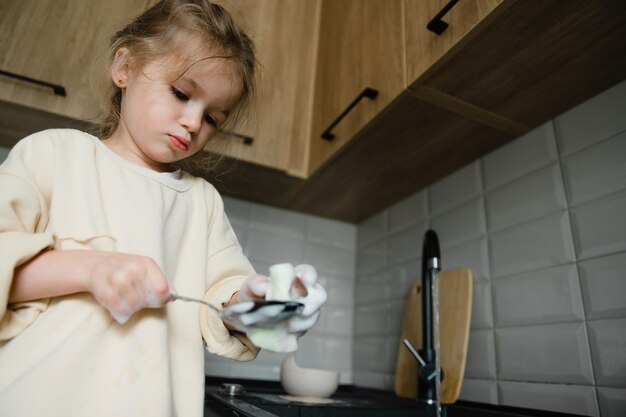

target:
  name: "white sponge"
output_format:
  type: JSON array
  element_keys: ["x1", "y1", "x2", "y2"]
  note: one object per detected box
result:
[
  {"x1": 248, "y1": 263, "x2": 299, "y2": 352},
  {"x1": 266, "y1": 263, "x2": 295, "y2": 301}
]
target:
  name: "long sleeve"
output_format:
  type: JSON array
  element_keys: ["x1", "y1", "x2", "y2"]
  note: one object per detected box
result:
[
  {"x1": 0, "y1": 137, "x2": 55, "y2": 340},
  {"x1": 199, "y1": 185, "x2": 260, "y2": 361}
]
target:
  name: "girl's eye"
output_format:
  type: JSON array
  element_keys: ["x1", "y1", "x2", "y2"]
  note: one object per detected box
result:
[
  {"x1": 170, "y1": 86, "x2": 188, "y2": 101},
  {"x1": 171, "y1": 86, "x2": 218, "y2": 127},
  {"x1": 204, "y1": 114, "x2": 218, "y2": 127}
]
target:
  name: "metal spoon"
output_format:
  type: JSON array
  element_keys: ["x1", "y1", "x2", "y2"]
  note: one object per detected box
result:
[{"x1": 168, "y1": 293, "x2": 304, "y2": 328}]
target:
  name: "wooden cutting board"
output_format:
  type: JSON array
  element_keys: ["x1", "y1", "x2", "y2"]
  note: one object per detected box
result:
[{"x1": 394, "y1": 268, "x2": 473, "y2": 404}]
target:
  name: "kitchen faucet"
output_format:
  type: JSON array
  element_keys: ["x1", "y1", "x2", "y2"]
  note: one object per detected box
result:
[{"x1": 403, "y1": 229, "x2": 444, "y2": 416}]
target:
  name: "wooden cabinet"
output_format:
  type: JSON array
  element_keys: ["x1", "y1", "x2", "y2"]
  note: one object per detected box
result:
[
  {"x1": 206, "y1": 0, "x2": 320, "y2": 178},
  {"x1": 306, "y1": 0, "x2": 405, "y2": 176},
  {"x1": 0, "y1": 0, "x2": 152, "y2": 121},
  {"x1": 404, "y1": 0, "x2": 503, "y2": 86},
  {"x1": 304, "y1": 0, "x2": 503, "y2": 176}
]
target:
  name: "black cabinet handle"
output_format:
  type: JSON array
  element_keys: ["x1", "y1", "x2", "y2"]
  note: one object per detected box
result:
[
  {"x1": 427, "y1": 0, "x2": 460, "y2": 35},
  {"x1": 321, "y1": 87, "x2": 379, "y2": 141},
  {"x1": 219, "y1": 129, "x2": 253, "y2": 145},
  {"x1": 0, "y1": 69, "x2": 66, "y2": 96}
]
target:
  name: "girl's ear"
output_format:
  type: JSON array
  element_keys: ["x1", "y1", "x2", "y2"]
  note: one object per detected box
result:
[{"x1": 111, "y1": 47, "x2": 131, "y2": 88}]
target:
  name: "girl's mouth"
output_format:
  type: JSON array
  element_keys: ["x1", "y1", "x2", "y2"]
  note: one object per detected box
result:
[{"x1": 168, "y1": 135, "x2": 190, "y2": 152}]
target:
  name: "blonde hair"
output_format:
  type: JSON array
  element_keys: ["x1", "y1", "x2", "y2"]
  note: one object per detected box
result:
[{"x1": 96, "y1": 0, "x2": 256, "y2": 147}]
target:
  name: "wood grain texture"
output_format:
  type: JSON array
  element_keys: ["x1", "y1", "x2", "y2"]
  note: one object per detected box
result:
[
  {"x1": 404, "y1": 0, "x2": 503, "y2": 84},
  {"x1": 411, "y1": 86, "x2": 530, "y2": 136},
  {"x1": 308, "y1": 0, "x2": 405, "y2": 175},
  {"x1": 0, "y1": 0, "x2": 151, "y2": 120},
  {"x1": 207, "y1": 0, "x2": 320, "y2": 175},
  {"x1": 395, "y1": 269, "x2": 473, "y2": 404},
  {"x1": 417, "y1": 0, "x2": 626, "y2": 127}
]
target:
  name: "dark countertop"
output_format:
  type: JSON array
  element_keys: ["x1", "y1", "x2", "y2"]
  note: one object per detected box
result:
[{"x1": 203, "y1": 377, "x2": 591, "y2": 417}]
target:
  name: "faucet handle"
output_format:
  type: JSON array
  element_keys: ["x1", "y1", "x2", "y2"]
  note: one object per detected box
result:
[
  {"x1": 403, "y1": 339, "x2": 426, "y2": 367},
  {"x1": 403, "y1": 339, "x2": 445, "y2": 384}
]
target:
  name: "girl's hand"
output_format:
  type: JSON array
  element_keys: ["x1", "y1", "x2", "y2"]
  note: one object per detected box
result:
[
  {"x1": 233, "y1": 265, "x2": 326, "y2": 335},
  {"x1": 287, "y1": 264, "x2": 327, "y2": 334},
  {"x1": 85, "y1": 252, "x2": 171, "y2": 324},
  {"x1": 237, "y1": 274, "x2": 270, "y2": 302}
]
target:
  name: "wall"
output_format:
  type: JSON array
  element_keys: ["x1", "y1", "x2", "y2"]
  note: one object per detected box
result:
[
  {"x1": 353, "y1": 80, "x2": 626, "y2": 417},
  {"x1": 0, "y1": 147, "x2": 9, "y2": 162},
  {"x1": 204, "y1": 197, "x2": 357, "y2": 384}
]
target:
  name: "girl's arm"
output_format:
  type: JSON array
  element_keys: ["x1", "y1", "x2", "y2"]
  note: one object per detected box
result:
[{"x1": 9, "y1": 249, "x2": 171, "y2": 323}]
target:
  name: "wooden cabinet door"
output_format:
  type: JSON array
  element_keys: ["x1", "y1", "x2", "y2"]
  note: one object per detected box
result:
[
  {"x1": 405, "y1": 0, "x2": 503, "y2": 86},
  {"x1": 0, "y1": 0, "x2": 151, "y2": 121},
  {"x1": 307, "y1": 0, "x2": 404, "y2": 176},
  {"x1": 206, "y1": 0, "x2": 320, "y2": 177}
]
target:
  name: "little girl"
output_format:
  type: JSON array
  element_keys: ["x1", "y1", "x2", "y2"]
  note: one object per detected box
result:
[{"x1": 0, "y1": 1, "x2": 324, "y2": 416}]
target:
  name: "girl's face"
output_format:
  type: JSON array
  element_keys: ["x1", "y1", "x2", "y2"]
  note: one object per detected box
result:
[{"x1": 107, "y1": 49, "x2": 243, "y2": 172}]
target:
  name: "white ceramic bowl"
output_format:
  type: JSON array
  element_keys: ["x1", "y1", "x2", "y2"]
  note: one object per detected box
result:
[{"x1": 280, "y1": 354, "x2": 340, "y2": 398}]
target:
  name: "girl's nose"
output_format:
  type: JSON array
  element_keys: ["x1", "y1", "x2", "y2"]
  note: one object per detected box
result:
[{"x1": 180, "y1": 107, "x2": 203, "y2": 134}]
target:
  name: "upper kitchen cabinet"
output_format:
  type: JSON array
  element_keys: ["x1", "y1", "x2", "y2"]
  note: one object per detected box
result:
[
  {"x1": 404, "y1": 0, "x2": 503, "y2": 86},
  {"x1": 415, "y1": 0, "x2": 626, "y2": 129},
  {"x1": 206, "y1": 0, "x2": 320, "y2": 177},
  {"x1": 0, "y1": 0, "x2": 152, "y2": 121},
  {"x1": 306, "y1": 0, "x2": 405, "y2": 176}
]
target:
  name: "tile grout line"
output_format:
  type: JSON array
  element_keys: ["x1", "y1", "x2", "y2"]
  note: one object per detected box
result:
[
  {"x1": 479, "y1": 156, "x2": 501, "y2": 405},
  {"x1": 553, "y1": 119, "x2": 602, "y2": 416}
]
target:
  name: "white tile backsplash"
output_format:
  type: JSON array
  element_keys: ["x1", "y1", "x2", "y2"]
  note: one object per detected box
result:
[
  {"x1": 305, "y1": 216, "x2": 357, "y2": 249},
  {"x1": 597, "y1": 386, "x2": 626, "y2": 417},
  {"x1": 495, "y1": 322, "x2": 594, "y2": 384},
  {"x1": 482, "y1": 121, "x2": 558, "y2": 191},
  {"x1": 431, "y1": 197, "x2": 486, "y2": 249},
  {"x1": 444, "y1": 237, "x2": 491, "y2": 280},
  {"x1": 354, "y1": 300, "x2": 404, "y2": 338},
  {"x1": 356, "y1": 239, "x2": 387, "y2": 275},
  {"x1": 314, "y1": 305, "x2": 354, "y2": 337},
  {"x1": 353, "y1": 337, "x2": 398, "y2": 374},
  {"x1": 489, "y1": 211, "x2": 576, "y2": 278},
  {"x1": 358, "y1": 210, "x2": 387, "y2": 247},
  {"x1": 562, "y1": 130, "x2": 626, "y2": 206},
  {"x1": 246, "y1": 229, "x2": 304, "y2": 264},
  {"x1": 587, "y1": 318, "x2": 626, "y2": 388},
  {"x1": 498, "y1": 381, "x2": 600, "y2": 417},
  {"x1": 352, "y1": 370, "x2": 395, "y2": 391},
  {"x1": 579, "y1": 252, "x2": 626, "y2": 320},
  {"x1": 429, "y1": 161, "x2": 482, "y2": 215},
  {"x1": 223, "y1": 197, "x2": 251, "y2": 225},
  {"x1": 459, "y1": 378, "x2": 499, "y2": 404},
  {"x1": 323, "y1": 276, "x2": 354, "y2": 307},
  {"x1": 465, "y1": 329, "x2": 497, "y2": 379},
  {"x1": 470, "y1": 279, "x2": 494, "y2": 330},
  {"x1": 388, "y1": 189, "x2": 428, "y2": 233},
  {"x1": 555, "y1": 81, "x2": 626, "y2": 157},
  {"x1": 387, "y1": 260, "x2": 421, "y2": 300},
  {"x1": 354, "y1": 272, "x2": 390, "y2": 305},
  {"x1": 570, "y1": 189, "x2": 626, "y2": 260},
  {"x1": 249, "y1": 204, "x2": 306, "y2": 238},
  {"x1": 492, "y1": 263, "x2": 585, "y2": 327},
  {"x1": 302, "y1": 240, "x2": 356, "y2": 276},
  {"x1": 386, "y1": 222, "x2": 428, "y2": 266},
  {"x1": 485, "y1": 163, "x2": 567, "y2": 232},
  {"x1": 0, "y1": 146, "x2": 10, "y2": 163}
]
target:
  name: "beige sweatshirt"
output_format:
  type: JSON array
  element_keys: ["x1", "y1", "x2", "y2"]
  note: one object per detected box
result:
[{"x1": 0, "y1": 129, "x2": 259, "y2": 417}]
